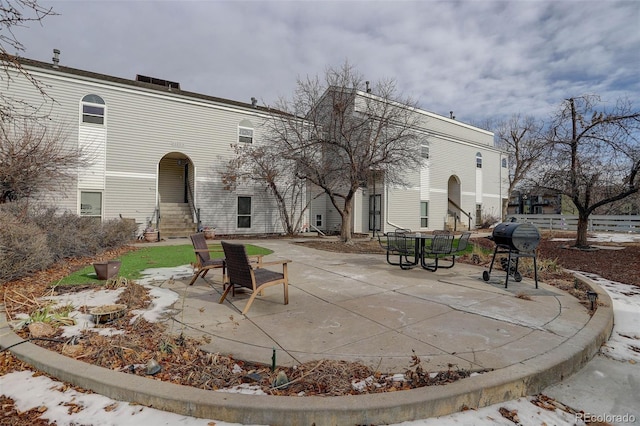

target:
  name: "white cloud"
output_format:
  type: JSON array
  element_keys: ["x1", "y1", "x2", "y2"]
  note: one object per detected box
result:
[{"x1": 8, "y1": 0, "x2": 639, "y2": 124}]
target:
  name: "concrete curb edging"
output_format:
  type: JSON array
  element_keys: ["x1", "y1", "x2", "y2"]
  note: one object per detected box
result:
[{"x1": 1, "y1": 276, "x2": 613, "y2": 426}]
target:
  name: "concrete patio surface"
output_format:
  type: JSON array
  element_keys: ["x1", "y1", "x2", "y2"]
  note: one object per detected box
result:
[{"x1": 1, "y1": 237, "x2": 613, "y2": 425}]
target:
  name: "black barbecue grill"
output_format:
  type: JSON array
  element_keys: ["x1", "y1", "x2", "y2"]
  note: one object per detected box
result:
[{"x1": 482, "y1": 221, "x2": 541, "y2": 288}]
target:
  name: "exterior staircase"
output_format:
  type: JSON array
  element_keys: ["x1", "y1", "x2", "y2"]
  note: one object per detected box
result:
[
  {"x1": 159, "y1": 203, "x2": 197, "y2": 238},
  {"x1": 446, "y1": 213, "x2": 469, "y2": 232}
]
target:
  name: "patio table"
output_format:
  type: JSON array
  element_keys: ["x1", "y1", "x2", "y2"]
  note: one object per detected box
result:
[{"x1": 404, "y1": 233, "x2": 435, "y2": 270}]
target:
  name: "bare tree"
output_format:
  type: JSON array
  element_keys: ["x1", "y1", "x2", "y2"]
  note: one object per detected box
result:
[
  {"x1": 536, "y1": 95, "x2": 640, "y2": 247},
  {"x1": 1, "y1": 0, "x2": 57, "y2": 120},
  {"x1": 221, "y1": 141, "x2": 312, "y2": 236},
  {"x1": 0, "y1": 119, "x2": 84, "y2": 204},
  {"x1": 494, "y1": 114, "x2": 548, "y2": 219},
  {"x1": 265, "y1": 61, "x2": 424, "y2": 243}
]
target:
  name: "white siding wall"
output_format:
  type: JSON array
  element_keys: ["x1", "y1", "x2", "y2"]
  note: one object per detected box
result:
[
  {"x1": 7, "y1": 64, "x2": 287, "y2": 234},
  {"x1": 5, "y1": 65, "x2": 503, "y2": 235},
  {"x1": 78, "y1": 127, "x2": 106, "y2": 190}
]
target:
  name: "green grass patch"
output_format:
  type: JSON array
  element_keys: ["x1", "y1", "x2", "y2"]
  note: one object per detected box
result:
[{"x1": 55, "y1": 243, "x2": 272, "y2": 286}]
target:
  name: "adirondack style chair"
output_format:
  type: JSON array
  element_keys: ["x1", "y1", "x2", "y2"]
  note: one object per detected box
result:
[
  {"x1": 219, "y1": 241, "x2": 290, "y2": 315},
  {"x1": 188, "y1": 233, "x2": 226, "y2": 286}
]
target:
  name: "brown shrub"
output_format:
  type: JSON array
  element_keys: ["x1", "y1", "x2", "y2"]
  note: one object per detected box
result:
[
  {"x1": 0, "y1": 210, "x2": 53, "y2": 283},
  {"x1": 99, "y1": 218, "x2": 138, "y2": 249},
  {"x1": 0, "y1": 202, "x2": 136, "y2": 282}
]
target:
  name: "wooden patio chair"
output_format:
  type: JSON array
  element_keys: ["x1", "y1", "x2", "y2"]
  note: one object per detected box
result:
[
  {"x1": 188, "y1": 233, "x2": 226, "y2": 287},
  {"x1": 218, "y1": 241, "x2": 290, "y2": 315}
]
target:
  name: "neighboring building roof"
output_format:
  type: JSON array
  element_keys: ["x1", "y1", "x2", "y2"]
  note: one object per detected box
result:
[{"x1": 3, "y1": 53, "x2": 271, "y2": 114}]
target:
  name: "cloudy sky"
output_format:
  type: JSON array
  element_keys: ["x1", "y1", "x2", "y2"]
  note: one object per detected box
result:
[{"x1": 10, "y1": 0, "x2": 640, "y2": 125}]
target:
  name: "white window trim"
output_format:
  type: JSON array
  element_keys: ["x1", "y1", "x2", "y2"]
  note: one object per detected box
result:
[
  {"x1": 238, "y1": 126, "x2": 253, "y2": 143},
  {"x1": 237, "y1": 196, "x2": 252, "y2": 228},
  {"x1": 79, "y1": 190, "x2": 103, "y2": 218}
]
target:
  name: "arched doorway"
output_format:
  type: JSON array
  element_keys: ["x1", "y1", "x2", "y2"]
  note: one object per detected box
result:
[
  {"x1": 157, "y1": 152, "x2": 197, "y2": 238},
  {"x1": 447, "y1": 175, "x2": 462, "y2": 230},
  {"x1": 158, "y1": 152, "x2": 194, "y2": 204}
]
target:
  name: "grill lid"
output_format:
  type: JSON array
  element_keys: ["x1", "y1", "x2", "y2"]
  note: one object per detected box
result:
[{"x1": 491, "y1": 222, "x2": 540, "y2": 252}]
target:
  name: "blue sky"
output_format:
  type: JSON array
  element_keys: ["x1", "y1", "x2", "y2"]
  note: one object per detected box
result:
[{"x1": 9, "y1": 0, "x2": 640, "y2": 125}]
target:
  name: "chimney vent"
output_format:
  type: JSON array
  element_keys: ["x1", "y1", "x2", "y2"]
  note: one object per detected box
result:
[
  {"x1": 251, "y1": 97, "x2": 257, "y2": 108},
  {"x1": 52, "y1": 49, "x2": 60, "y2": 68},
  {"x1": 449, "y1": 111, "x2": 455, "y2": 120},
  {"x1": 365, "y1": 81, "x2": 371, "y2": 93}
]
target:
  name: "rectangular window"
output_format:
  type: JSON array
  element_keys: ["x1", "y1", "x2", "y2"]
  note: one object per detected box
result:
[
  {"x1": 82, "y1": 105, "x2": 104, "y2": 124},
  {"x1": 421, "y1": 142, "x2": 429, "y2": 159},
  {"x1": 315, "y1": 214, "x2": 322, "y2": 227},
  {"x1": 80, "y1": 191, "x2": 102, "y2": 217},
  {"x1": 476, "y1": 204, "x2": 482, "y2": 226},
  {"x1": 238, "y1": 127, "x2": 253, "y2": 143},
  {"x1": 420, "y1": 201, "x2": 428, "y2": 228},
  {"x1": 237, "y1": 196, "x2": 252, "y2": 228}
]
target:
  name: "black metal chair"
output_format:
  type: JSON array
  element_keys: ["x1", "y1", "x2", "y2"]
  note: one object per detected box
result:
[
  {"x1": 421, "y1": 234, "x2": 455, "y2": 271},
  {"x1": 218, "y1": 241, "x2": 290, "y2": 315},
  {"x1": 454, "y1": 232, "x2": 472, "y2": 254},
  {"x1": 377, "y1": 229, "x2": 415, "y2": 268}
]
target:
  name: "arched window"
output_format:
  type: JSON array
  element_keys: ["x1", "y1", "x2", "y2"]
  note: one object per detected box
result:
[
  {"x1": 238, "y1": 119, "x2": 253, "y2": 143},
  {"x1": 81, "y1": 94, "x2": 105, "y2": 125},
  {"x1": 476, "y1": 152, "x2": 482, "y2": 168}
]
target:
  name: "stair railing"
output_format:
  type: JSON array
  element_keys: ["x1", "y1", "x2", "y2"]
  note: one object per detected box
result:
[
  {"x1": 186, "y1": 179, "x2": 201, "y2": 232},
  {"x1": 447, "y1": 198, "x2": 472, "y2": 231}
]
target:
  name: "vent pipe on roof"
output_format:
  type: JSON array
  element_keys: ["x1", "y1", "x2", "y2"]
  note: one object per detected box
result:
[
  {"x1": 52, "y1": 49, "x2": 60, "y2": 68},
  {"x1": 365, "y1": 81, "x2": 371, "y2": 93},
  {"x1": 251, "y1": 97, "x2": 257, "y2": 108},
  {"x1": 450, "y1": 111, "x2": 455, "y2": 120}
]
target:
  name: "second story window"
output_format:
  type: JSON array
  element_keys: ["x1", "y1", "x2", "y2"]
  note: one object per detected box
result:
[
  {"x1": 421, "y1": 141, "x2": 429, "y2": 159},
  {"x1": 476, "y1": 152, "x2": 483, "y2": 168},
  {"x1": 238, "y1": 119, "x2": 254, "y2": 143},
  {"x1": 81, "y1": 94, "x2": 105, "y2": 125},
  {"x1": 238, "y1": 127, "x2": 253, "y2": 143}
]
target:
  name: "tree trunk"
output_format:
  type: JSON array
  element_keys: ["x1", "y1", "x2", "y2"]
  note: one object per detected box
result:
[
  {"x1": 501, "y1": 197, "x2": 509, "y2": 222},
  {"x1": 340, "y1": 199, "x2": 353, "y2": 243},
  {"x1": 575, "y1": 213, "x2": 590, "y2": 248}
]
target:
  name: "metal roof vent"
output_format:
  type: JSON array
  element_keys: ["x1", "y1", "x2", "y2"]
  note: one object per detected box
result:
[
  {"x1": 251, "y1": 97, "x2": 257, "y2": 108},
  {"x1": 136, "y1": 74, "x2": 180, "y2": 90},
  {"x1": 52, "y1": 49, "x2": 60, "y2": 68}
]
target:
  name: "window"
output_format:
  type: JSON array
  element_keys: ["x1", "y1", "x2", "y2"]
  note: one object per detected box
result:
[
  {"x1": 420, "y1": 201, "x2": 428, "y2": 228},
  {"x1": 501, "y1": 158, "x2": 507, "y2": 168},
  {"x1": 237, "y1": 196, "x2": 252, "y2": 228},
  {"x1": 81, "y1": 94, "x2": 105, "y2": 124},
  {"x1": 421, "y1": 141, "x2": 429, "y2": 159},
  {"x1": 476, "y1": 204, "x2": 482, "y2": 226},
  {"x1": 315, "y1": 214, "x2": 322, "y2": 227},
  {"x1": 238, "y1": 127, "x2": 253, "y2": 143},
  {"x1": 80, "y1": 191, "x2": 102, "y2": 217},
  {"x1": 238, "y1": 119, "x2": 254, "y2": 143},
  {"x1": 476, "y1": 152, "x2": 482, "y2": 168}
]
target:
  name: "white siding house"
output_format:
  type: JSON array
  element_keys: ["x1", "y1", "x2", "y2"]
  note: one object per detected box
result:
[
  {"x1": 4, "y1": 54, "x2": 505, "y2": 237},
  {"x1": 4, "y1": 55, "x2": 285, "y2": 237},
  {"x1": 309, "y1": 90, "x2": 505, "y2": 235}
]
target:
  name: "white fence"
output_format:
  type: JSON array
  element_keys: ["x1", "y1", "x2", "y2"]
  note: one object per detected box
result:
[{"x1": 508, "y1": 214, "x2": 640, "y2": 233}]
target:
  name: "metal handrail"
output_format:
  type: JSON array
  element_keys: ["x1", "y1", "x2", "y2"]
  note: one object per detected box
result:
[
  {"x1": 448, "y1": 198, "x2": 472, "y2": 230},
  {"x1": 185, "y1": 178, "x2": 201, "y2": 231}
]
